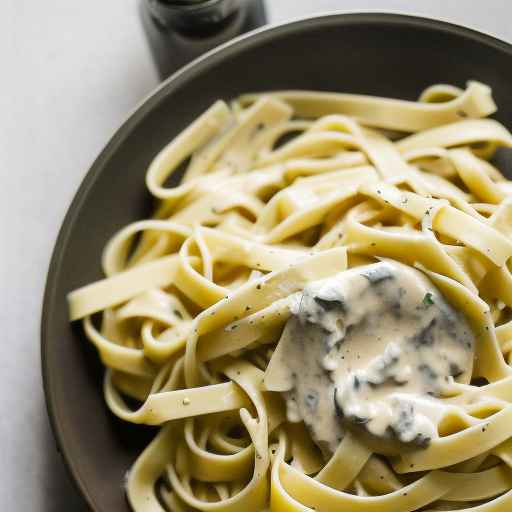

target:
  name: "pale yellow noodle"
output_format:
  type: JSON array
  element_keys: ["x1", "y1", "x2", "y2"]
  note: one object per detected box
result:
[{"x1": 68, "y1": 81, "x2": 512, "y2": 511}]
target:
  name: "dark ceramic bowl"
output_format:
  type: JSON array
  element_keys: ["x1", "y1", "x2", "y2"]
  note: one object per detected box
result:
[{"x1": 42, "y1": 12, "x2": 512, "y2": 511}]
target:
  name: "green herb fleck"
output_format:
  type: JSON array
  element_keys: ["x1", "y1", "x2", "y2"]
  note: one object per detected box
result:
[{"x1": 423, "y1": 293, "x2": 434, "y2": 306}]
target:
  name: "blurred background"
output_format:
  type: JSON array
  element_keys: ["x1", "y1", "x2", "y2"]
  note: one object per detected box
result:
[{"x1": 1, "y1": 0, "x2": 510, "y2": 509}]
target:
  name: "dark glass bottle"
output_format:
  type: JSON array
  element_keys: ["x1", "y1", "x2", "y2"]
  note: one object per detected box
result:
[{"x1": 140, "y1": 0, "x2": 267, "y2": 79}]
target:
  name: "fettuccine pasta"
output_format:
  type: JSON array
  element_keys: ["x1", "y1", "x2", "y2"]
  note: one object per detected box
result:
[{"x1": 68, "y1": 81, "x2": 512, "y2": 512}]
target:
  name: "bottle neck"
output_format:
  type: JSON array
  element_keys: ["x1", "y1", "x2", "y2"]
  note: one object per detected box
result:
[{"x1": 146, "y1": 0, "x2": 241, "y2": 33}]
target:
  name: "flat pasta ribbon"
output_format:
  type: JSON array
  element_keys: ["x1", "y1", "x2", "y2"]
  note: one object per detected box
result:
[{"x1": 68, "y1": 81, "x2": 512, "y2": 512}]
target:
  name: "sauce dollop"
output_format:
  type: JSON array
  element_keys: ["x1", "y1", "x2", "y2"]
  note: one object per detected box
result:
[{"x1": 265, "y1": 261, "x2": 475, "y2": 455}]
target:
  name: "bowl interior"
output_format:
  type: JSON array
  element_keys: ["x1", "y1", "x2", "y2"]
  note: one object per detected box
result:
[{"x1": 42, "y1": 13, "x2": 512, "y2": 511}]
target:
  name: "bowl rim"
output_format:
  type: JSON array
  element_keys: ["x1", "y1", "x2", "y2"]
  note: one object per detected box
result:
[{"x1": 40, "y1": 10, "x2": 512, "y2": 511}]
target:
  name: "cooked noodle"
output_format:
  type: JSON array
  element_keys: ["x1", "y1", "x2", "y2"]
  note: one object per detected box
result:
[{"x1": 68, "y1": 81, "x2": 512, "y2": 511}]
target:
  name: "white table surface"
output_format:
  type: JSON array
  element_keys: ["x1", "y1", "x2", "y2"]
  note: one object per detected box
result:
[{"x1": 2, "y1": 0, "x2": 511, "y2": 509}]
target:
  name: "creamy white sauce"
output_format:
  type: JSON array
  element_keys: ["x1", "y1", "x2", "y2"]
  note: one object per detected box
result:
[{"x1": 265, "y1": 261, "x2": 475, "y2": 455}]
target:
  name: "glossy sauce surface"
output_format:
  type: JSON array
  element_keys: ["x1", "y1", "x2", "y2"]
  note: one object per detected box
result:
[{"x1": 265, "y1": 261, "x2": 475, "y2": 455}]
